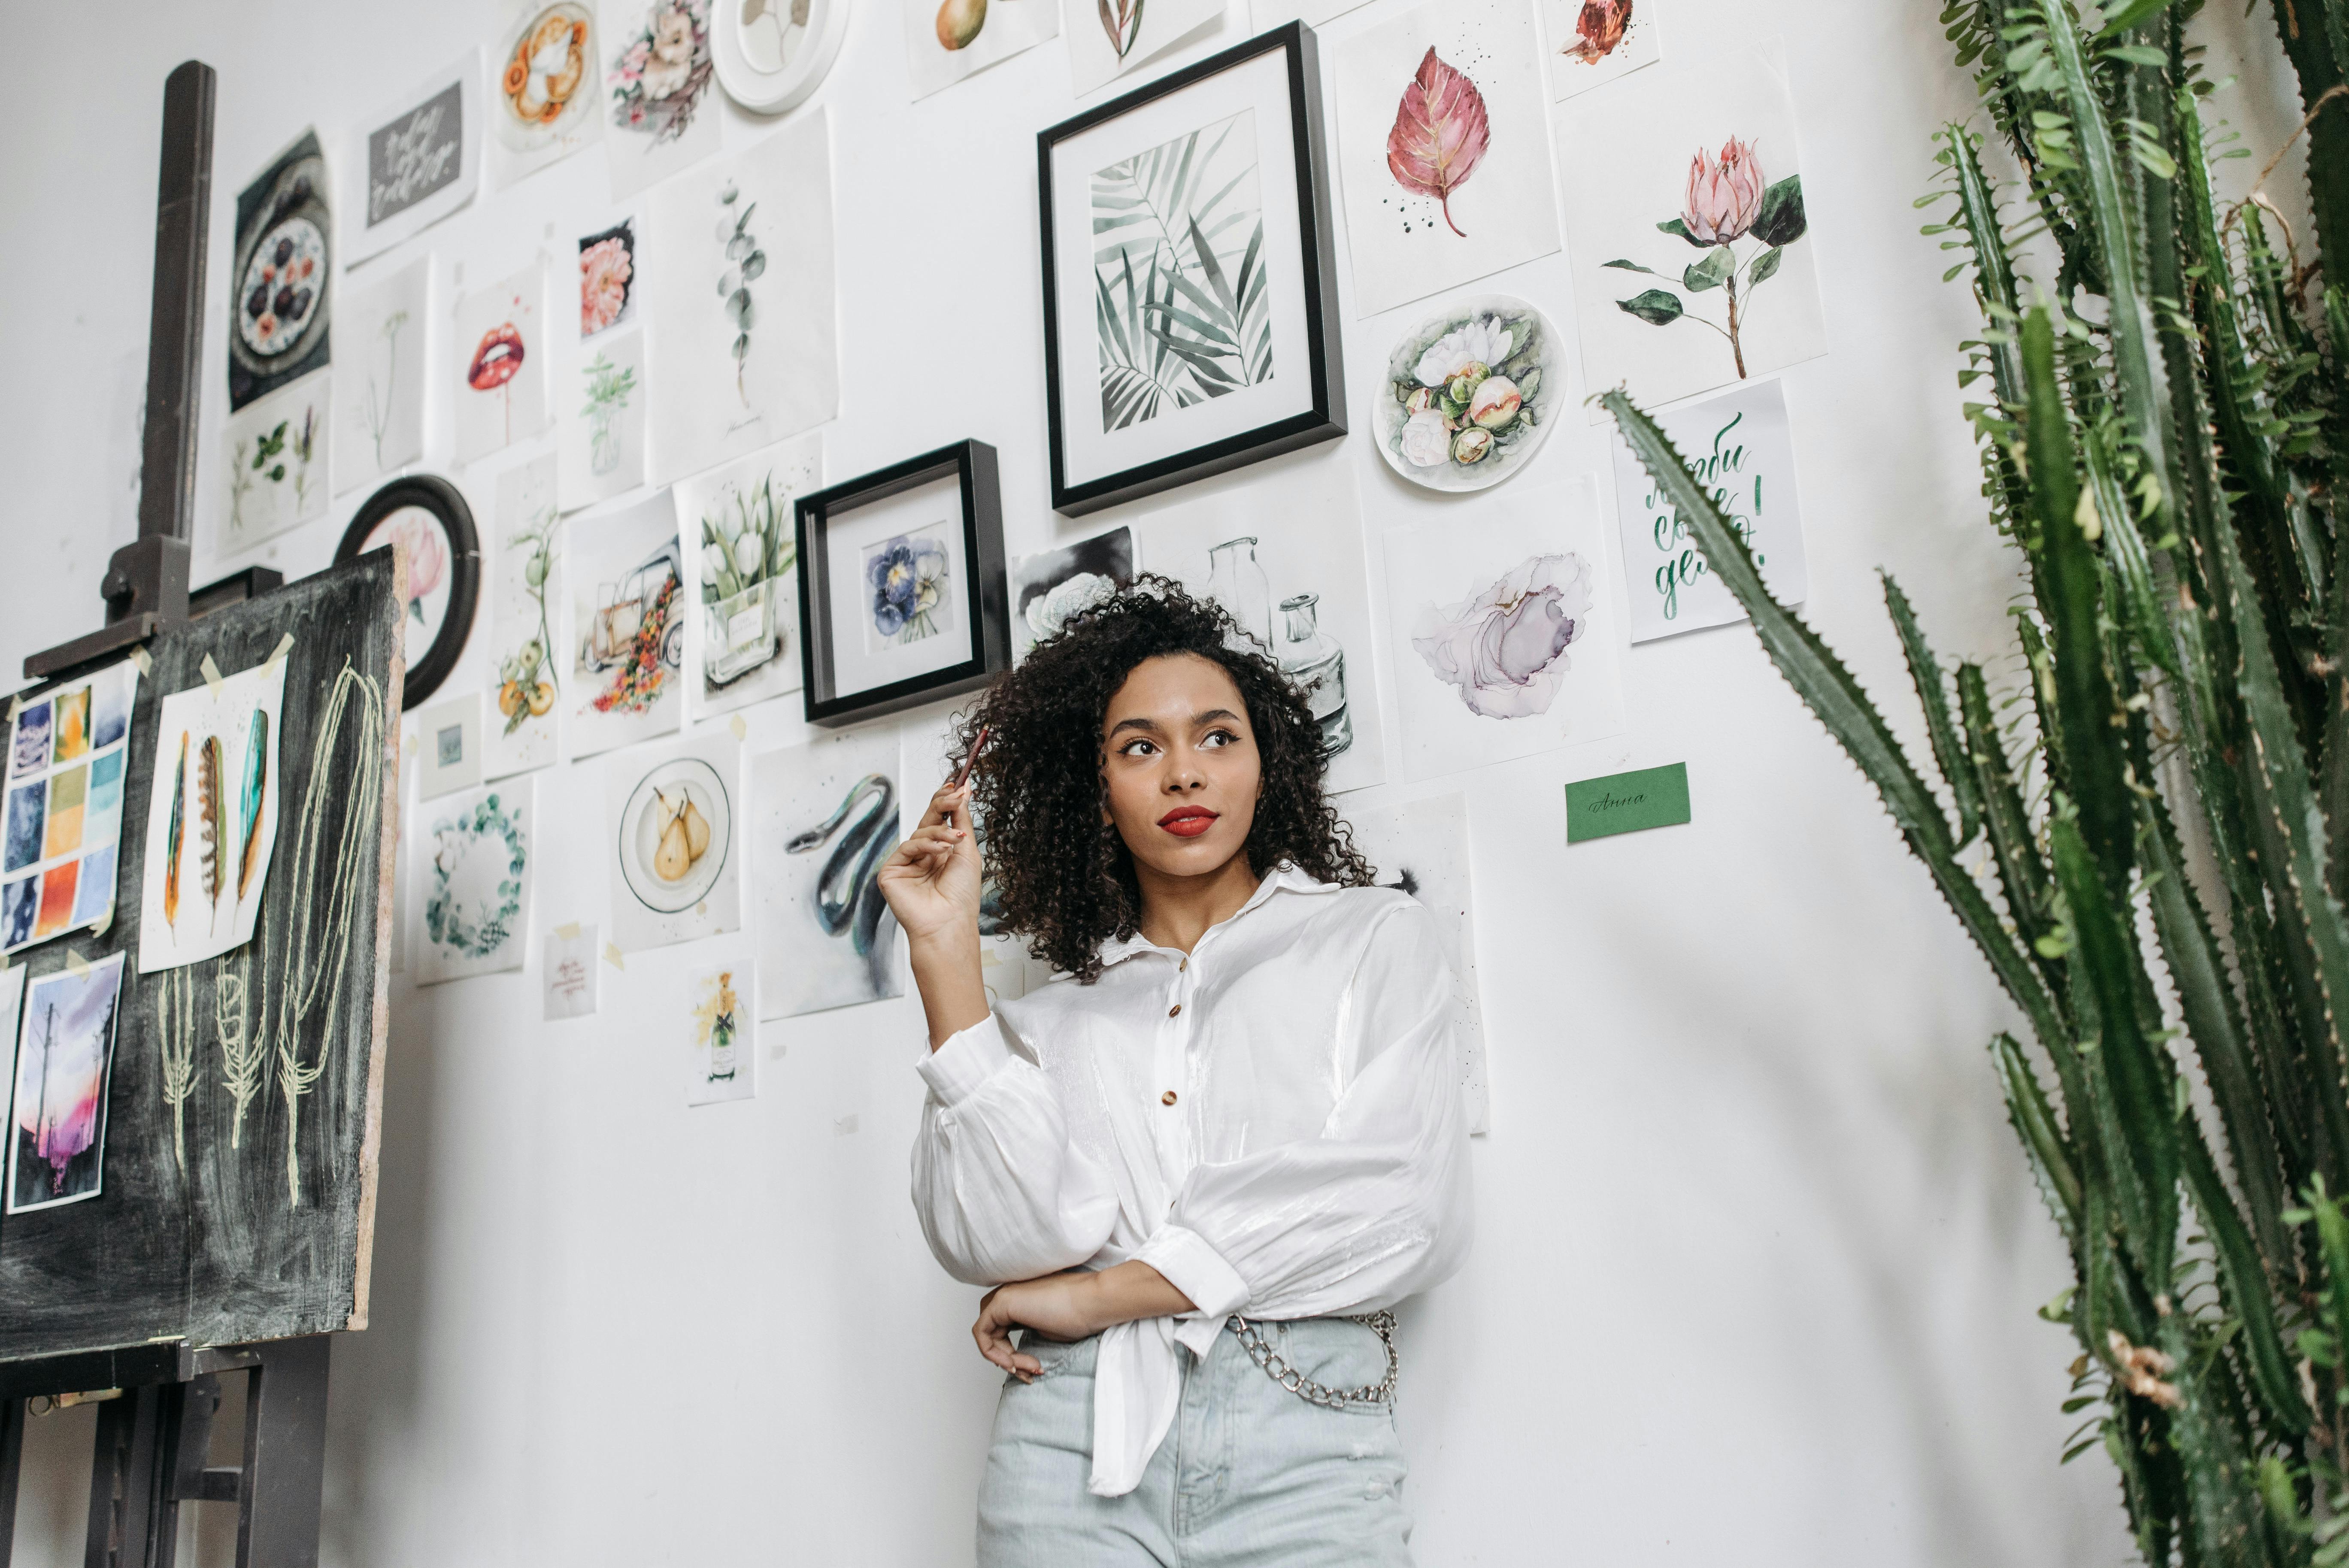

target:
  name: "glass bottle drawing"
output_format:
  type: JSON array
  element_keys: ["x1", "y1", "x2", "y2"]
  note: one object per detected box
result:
[
  {"x1": 589, "y1": 404, "x2": 621, "y2": 475},
  {"x1": 1206, "y1": 536, "x2": 1275, "y2": 654},
  {"x1": 705, "y1": 579, "x2": 779, "y2": 687},
  {"x1": 1279, "y1": 593, "x2": 1351, "y2": 756}
]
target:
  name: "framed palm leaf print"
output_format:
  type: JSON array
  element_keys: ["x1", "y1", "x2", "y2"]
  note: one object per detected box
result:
[{"x1": 1038, "y1": 23, "x2": 1346, "y2": 517}]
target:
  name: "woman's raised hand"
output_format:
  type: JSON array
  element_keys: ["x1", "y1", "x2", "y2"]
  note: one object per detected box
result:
[{"x1": 878, "y1": 778, "x2": 985, "y2": 946}]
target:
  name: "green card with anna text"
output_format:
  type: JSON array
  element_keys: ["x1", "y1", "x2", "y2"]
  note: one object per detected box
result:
[{"x1": 1565, "y1": 763, "x2": 1691, "y2": 844}]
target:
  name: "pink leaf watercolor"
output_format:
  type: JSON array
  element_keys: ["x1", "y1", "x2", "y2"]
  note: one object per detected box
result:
[
  {"x1": 1386, "y1": 48, "x2": 1491, "y2": 239},
  {"x1": 1098, "y1": 0, "x2": 1142, "y2": 59}
]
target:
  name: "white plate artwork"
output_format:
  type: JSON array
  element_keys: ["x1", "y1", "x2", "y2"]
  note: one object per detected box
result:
[
  {"x1": 618, "y1": 755, "x2": 732, "y2": 914},
  {"x1": 714, "y1": 0, "x2": 848, "y2": 112},
  {"x1": 1373, "y1": 294, "x2": 1559, "y2": 493}
]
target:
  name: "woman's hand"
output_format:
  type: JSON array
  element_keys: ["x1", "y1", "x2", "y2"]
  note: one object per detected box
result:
[
  {"x1": 878, "y1": 779, "x2": 983, "y2": 944},
  {"x1": 881, "y1": 778, "x2": 990, "y2": 1047},
  {"x1": 972, "y1": 1262, "x2": 1198, "y2": 1381}
]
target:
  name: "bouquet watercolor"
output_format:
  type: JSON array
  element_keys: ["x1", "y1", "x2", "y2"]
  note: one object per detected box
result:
[{"x1": 1375, "y1": 296, "x2": 1556, "y2": 492}]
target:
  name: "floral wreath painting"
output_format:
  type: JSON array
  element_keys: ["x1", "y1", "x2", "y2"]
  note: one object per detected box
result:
[
  {"x1": 1375, "y1": 295, "x2": 1556, "y2": 491},
  {"x1": 416, "y1": 785, "x2": 530, "y2": 985},
  {"x1": 1603, "y1": 136, "x2": 1806, "y2": 379},
  {"x1": 579, "y1": 218, "x2": 637, "y2": 339},
  {"x1": 863, "y1": 534, "x2": 952, "y2": 651},
  {"x1": 611, "y1": 0, "x2": 714, "y2": 143},
  {"x1": 1091, "y1": 109, "x2": 1273, "y2": 433}
]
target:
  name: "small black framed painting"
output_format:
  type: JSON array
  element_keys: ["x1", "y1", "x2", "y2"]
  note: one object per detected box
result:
[
  {"x1": 794, "y1": 441, "x2": 1010, "y2": 726},
  {"x1": 335, "y1": 474, "x2": 481, "y2": 710},
  {"x1": 1038, "y1": 22, "x2": 1346, "y2": 518}
]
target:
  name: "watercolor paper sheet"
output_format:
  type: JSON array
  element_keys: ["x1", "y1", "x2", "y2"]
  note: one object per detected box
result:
[
  {"x1": 1609, "y1": 377, "x2": 1808, "y2": 642},
  {"x1": 1251, "y1": 0, "x2": 1373, "y2": 31},
  {"x1": 645, "y1": 111, "x2": 839, "y2": 487},
  {"x1": 1132, "y1": 457, "x2": 1386, "y2": 794},
  {"x1": 228, "y1": 129, "x2": 332, "y2": 412},
  {"x1": 1346, "y1": 793, "x2": 1489, "y2": 1132},
  {"x1": 1381, "y1": 474, "x2": 1626, "y2": 780},
  {"x1": 1556, "y1": 40, "x2": 1825, "y2": 418},
  {"x1": 6, "y1": 953, "x2": 125, "y2": 1214},
  {"x1": 346, "y1": 51, "x2": 481, "y2": 262},
  {"x1": 545, "y1": 921, "x2": 600, "y2": 1018},
  {"x1": 414, "y1": 778, "x2": 533, "y2": 985},
  {"x1": 686, "y1": 956, "x2": 755, "y2": 1105},
  {"x1": 607, "y1": 728, "x2": 742, "y2": 950},
  {"x1": 906, "y1": 0, "x2": 1058, "y2": 99},
  {"x1": 1064, "y1": 0, "x2": 1225, "y2": 97},
  {"x1": 1046, "y1": 44, "x2": 1322, "y2": 498},
  {"x1": 454, "y1": 262, "x2": 552, "y2": 466},
  {"x1": 3, "y1": 661, "x2": 138, "y2": 954},
  {"x1": 1009, "y1": 526, "x2": 1132, "y2": 660},
  {"x1": 1333, "y1": 0, "x2": 1560, "y2": 318},
  {"x1": 415, "y1": 691, "x2": 485, "y2": 800},
  {"x1": 602, "y1": 0, "x2": 725, "y2": 199},
  {"x1": 565, "y1": 491, "x2": 684, "y2": 760},
  {"x1": 1539, "y1": 0, "x2": 1658, "y2": 100},
  {"x1": 487, "y1": 456, "x2": 563, "y2": 778},
  {"x1": 677, "y1": 433, "x2": 822, "y2": 720},
  {"x1": 560, "y1": 327, "x2": 647, "y2": 509},
  {"x1": 137, "y1": 657, "x2": 291, "y2": 973},
  {"x1": 220, "y1": 370, "x2": 330, "y2": 554},
  {"x1": 578, "y1": 217, "x2": 639, "y2": 341},
  {"x1": 487, "y1": 2, "x2": 604, "y2": 187},
  {"x1": 336, "y1": 257, "x2": 431, "y2": 497},
  {"x1": 752, "y1": 730, "x2": 903, "y2": 1018}
]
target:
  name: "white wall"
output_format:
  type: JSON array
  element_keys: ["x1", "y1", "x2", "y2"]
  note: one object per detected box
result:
[{"x1": 0, "y1": 0, "x2": 2319, "y2": 1563}]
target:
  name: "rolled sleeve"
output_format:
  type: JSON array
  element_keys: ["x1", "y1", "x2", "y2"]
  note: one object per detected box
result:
[
  {"x1": 1134, "y1": 1224, "x2": 1251, "y2": 1320},
  {"x1": 915, "y1": 1013, "x2": 1015, "y2": 1107}
]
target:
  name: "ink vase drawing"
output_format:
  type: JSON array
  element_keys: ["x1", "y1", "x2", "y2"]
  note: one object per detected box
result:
[
  {"x1": 677, "y1": 432, "x2": 823, "y2": 718},
  {"x1": 1092, "y1": 109, "x2": 1273, "y2": 433}
]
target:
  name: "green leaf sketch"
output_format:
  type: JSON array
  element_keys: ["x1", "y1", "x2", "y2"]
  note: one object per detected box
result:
[{"x1": 1091, "y1": 108, "x2": 1274, "y2": 433}]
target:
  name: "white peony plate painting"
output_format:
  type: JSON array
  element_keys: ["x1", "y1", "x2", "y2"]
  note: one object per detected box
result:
[{"x1": 1373, "y1": 295, "x2": 1560, "y2": 493}]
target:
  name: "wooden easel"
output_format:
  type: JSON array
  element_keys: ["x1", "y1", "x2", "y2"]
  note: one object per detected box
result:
[{"x1": 2, "y1": 60, "x2": 392, "y2": 1568}]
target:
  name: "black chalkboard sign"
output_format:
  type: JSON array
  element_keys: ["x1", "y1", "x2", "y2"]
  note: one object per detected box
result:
[{"x1": 0, "y1": 551, "x2": 401, "y2": 1362}]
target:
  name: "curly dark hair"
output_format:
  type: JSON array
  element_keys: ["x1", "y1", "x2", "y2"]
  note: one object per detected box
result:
[{"x1": 957, "y1": 575, "x2": 1372, "y2": 982}]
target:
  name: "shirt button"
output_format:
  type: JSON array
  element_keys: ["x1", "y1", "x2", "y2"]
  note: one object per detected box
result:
[
  {"x1": 1168, "y1": 1004, "x2": 1182, "y2": 1017},
  {"x1": 1179, "y1": 957, "x2": 1188, "y2": 971},
  {"x1": 1162, "y1": 1090, "x2": 1178, "y2": 1106}
]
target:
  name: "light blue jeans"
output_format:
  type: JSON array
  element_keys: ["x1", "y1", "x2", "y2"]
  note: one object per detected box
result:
[{"x1": 976, "y1": 1318, "x2": 1415, "y2": 1567}]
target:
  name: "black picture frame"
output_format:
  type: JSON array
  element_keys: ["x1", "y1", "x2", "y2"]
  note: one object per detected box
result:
[
  {"x1": 334, "y1": 474, "x2": 480, "y2": 710},
  {"x1": 794, "y1": 441, "x2": 1009, "y2": 727},
  {"x1": 1038, "y1": 21, "x2": 1346, "y2": 518}
]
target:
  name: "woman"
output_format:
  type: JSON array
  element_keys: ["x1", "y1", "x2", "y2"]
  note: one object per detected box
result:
[{"x1": 880, "y1": 579, "x2": 1473, "y2": 1566}]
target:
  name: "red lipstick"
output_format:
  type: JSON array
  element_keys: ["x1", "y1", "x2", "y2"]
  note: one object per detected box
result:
[{"x1": 1158, "y1": 806, "x2": 1218, "y2": 838}]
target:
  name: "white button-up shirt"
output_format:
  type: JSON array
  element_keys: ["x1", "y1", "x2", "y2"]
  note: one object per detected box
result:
[{"x1": 910, "y1": 866, "x2": 1475, "y2": 1496}]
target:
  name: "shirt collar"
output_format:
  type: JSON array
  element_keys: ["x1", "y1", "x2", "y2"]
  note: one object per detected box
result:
[{"x1": 1094, "y1": 864, "x2": 1340, "y2": 968}]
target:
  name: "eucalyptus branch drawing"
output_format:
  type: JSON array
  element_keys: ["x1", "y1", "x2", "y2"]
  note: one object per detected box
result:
[
  {"x1": 361, "y1": 308, "x2": 409, "y2": 468},
  {"x1": 1604, "y1": 136, "x2": 1808, "y2": 379},
  {"x1": 717, "y1": 180, "x2": 767, "y2": 407},
  {"x1": 1091, "y1": 110, "x2": 1272, "y2": 431}
]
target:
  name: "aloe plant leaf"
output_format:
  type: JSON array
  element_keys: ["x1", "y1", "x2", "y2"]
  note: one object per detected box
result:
[
  {"x1": 2176, "y1": 1131, "x2": 2310, "y2": 1434},
  {"x1": 1958, "y1": 663, "x2": 2060, "y2": 993},
  {"x1": 1994, "y1": 1031, "x2": 2082, "y2": 1243},
  {"x1": 1883, "y1": 575, "x2": 1984, "y2": 847},
  {"x1": 1603, "y1": 388, "x2": 2063, "y2": 1048}
]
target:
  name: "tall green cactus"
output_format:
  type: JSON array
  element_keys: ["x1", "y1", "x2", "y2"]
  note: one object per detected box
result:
[{"x1": 1603, "y1": 2, "x2": 2349, "y2": 1560}]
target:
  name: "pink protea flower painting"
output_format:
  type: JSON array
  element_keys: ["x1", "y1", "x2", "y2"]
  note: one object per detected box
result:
[
  {"x1": 580, "y1": 237, "x2": 634, "y2": 335},
  {"x1": 1683, "y1": 137, "x2": 1765, "y2": 245},
  {"x1": 1412, "y1": 552, "x2": 1593, "y2": 718}
]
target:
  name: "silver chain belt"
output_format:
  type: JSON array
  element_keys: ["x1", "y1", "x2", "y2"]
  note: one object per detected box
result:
[{"x1": 1225, "y1": 1311, "x2": 1399, "y2": 1409}]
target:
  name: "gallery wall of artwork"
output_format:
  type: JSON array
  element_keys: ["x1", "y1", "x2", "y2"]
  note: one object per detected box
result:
[{"x1": 4, "y1": 0, "x2": 2322, "y2": 1562}]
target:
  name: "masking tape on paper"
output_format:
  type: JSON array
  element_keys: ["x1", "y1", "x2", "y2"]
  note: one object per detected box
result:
[
  {"x1": 127, "y1": 646, "x2": 152, "y2": 678},
  {"x1": 86, "y1": 908, "x2": 112, "y2": 938},
  {"x1": 65, "y1": 949, "x2": 89, "y2": 978},
  {"x1": 5, "y1": 696, "x2": 19, "y2": 723},
  {"x1": 603, "y1": 943, "x2": 625, "y2": 970},
  {"x1": 728, "y1": 714, "x2": 746, "y2": 741},
  {"x1": 555, "y1": 922, "x2": 581, "y2": 941},
  {"x1": 199, "y1": 654, "x2": 224, "y2": 696},
  {"x1": 263, "y1": 633, "x2": 296, "y2": 671}
]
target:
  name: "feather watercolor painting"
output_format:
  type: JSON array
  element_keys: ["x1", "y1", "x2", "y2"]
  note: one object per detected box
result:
[
  {"x1": 5, "y1": 952, "x2": 126, "y2": 1214},
  {"x1": 1333, "y1": 0, "x2": 1558, "y2": 317},
  {"x1": 139, "y1": 658, "x2": 290, "y2": 974}
]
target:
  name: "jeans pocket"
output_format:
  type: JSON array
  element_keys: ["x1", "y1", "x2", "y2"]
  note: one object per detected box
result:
[{"x1": 1005, "y1": 1331, "x2": 1095, "y2": 1388}]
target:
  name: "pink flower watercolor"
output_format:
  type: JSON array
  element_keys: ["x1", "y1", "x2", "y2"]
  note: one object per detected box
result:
[
  {"x1": 1412, "y1": 553, "x2": 1593, "y2": 718},
  {"x1": 1684, "y1": 137, "x2": 1765, "y2": 245},
  {"x1": 369, "y1": 510, "x2": 447, "y2": 626},
  {"x1": 581, "y1": 238, "x2": 633, "y2": 335}
]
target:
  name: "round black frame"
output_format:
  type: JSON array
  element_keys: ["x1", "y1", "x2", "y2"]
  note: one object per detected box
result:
[{"x1": 336, "y1": 475, "x2": 481, "y2": 710}]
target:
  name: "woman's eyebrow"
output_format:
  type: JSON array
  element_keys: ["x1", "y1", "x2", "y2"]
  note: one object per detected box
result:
[
  {"x1": 1193, "y1": 708, "x2": 1240, "y2": 726},
  {"x1": 1107, "y1": 715, "x2": 1164, "y2": 738}
]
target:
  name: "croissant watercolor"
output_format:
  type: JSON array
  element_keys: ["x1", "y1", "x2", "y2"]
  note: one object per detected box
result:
[
  {"x1": 163, "y1": 731, "x2": 187, "y2": 927},
  {"x1": 237, "y1": 711, "x2": 267, "y2": 899},
  {"x1": 198, "y1": 734, "x2": 227, "y2": 932}
]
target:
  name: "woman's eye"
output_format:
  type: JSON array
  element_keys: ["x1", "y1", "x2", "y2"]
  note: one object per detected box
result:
[
  {"x1": 1201, "y1": 729, "x2": 1237, "y2": 748},
  {"x1": 1120, "y1": 738, "x2": 1158, "y2": 756}
]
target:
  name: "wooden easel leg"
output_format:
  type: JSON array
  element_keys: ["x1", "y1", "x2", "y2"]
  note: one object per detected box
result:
[
  {"x1": 84, "y1": 1385, "x2": 180, "y2": 1568},
  {"x1": 1, "y1": 1396, "x2": 24, "y2": 1568},
  {"x1": 233, "y1": 1337, "x2": 328, "y2": 1568}
]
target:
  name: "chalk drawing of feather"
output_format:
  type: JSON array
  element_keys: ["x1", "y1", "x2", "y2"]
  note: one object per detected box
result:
[
  {"x1": 163, "y1": 731, "x2": 187, "y2": 928},
  {"x1": 238, "y1": 711, "x2": 268, "y2": 900},
  {"x1": 198, "y1": 734, "x2": 226, "y2": 932}
]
